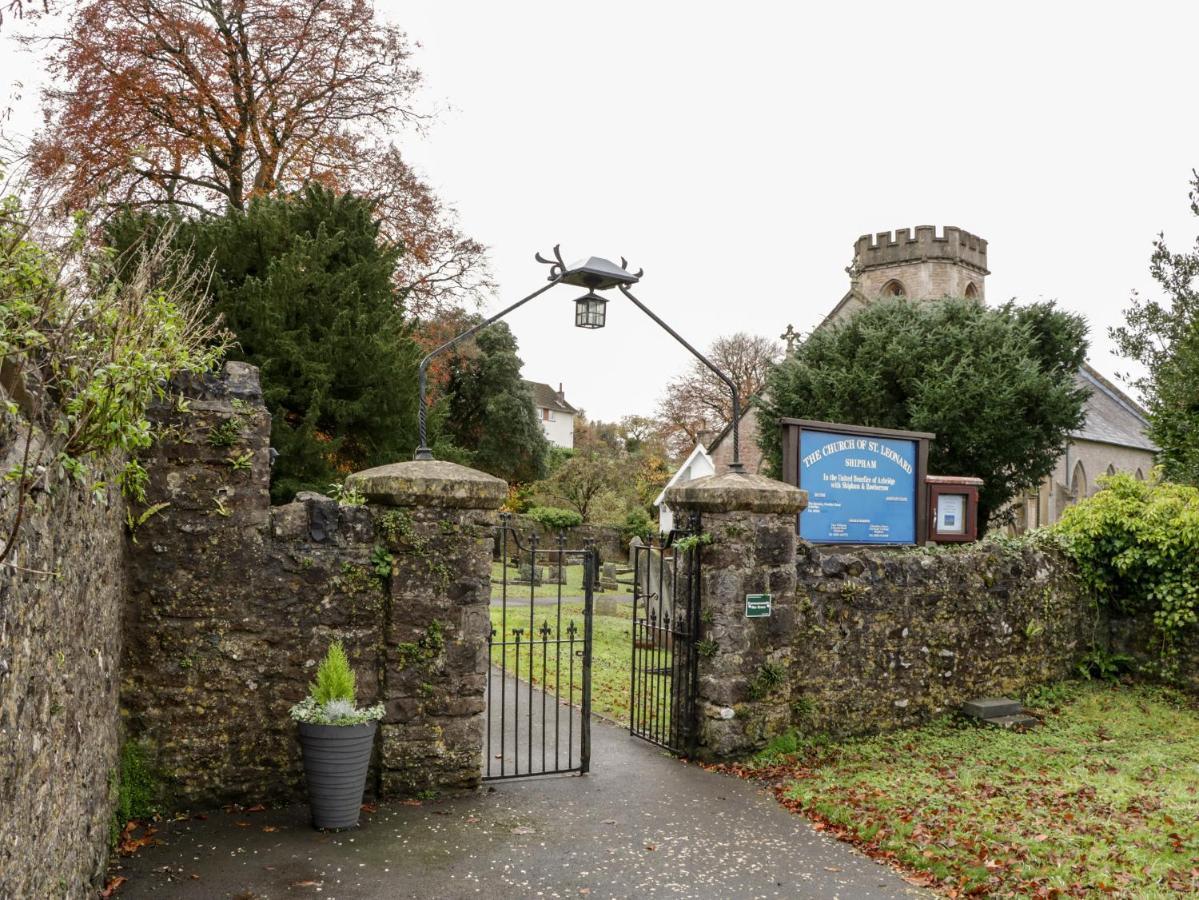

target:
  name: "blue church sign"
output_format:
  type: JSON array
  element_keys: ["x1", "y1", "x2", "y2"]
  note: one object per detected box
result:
[{"x1": 780, "y1": 419, "x2": 934, "y2": 546}]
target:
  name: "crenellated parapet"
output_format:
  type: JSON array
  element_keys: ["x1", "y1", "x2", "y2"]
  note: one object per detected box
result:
[{"x1": 854, "y1": 225, "x2": 989, "y2": 275}]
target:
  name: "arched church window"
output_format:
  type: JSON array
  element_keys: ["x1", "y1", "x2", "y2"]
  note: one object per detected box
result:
[
  {"x1": 1071, "y1": 460, "x2": 1087, "y2": 501},
  {"x1": 1135, "y1": 468, "x2": 1145, "y2": 481},
  {"x1": 1106, "y1": 463, "x2": 1116, "y2": 477},
  {"x1": 964, "y1": 282, "x2": 978, "y2": 299},
  {"x1": 880, "y1": 279, "x2": 906, "y2": 298}
]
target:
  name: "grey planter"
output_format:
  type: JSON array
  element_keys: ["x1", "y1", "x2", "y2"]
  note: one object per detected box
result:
[{"x1": 297, "y1": 721, "x2": 377, "y2": 829}]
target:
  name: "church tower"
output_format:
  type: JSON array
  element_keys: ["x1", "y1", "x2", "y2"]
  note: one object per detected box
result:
[
  {"x1": 821, "y1": 226, "x2": 989, "y2": 329},
  {"x1": 853, "y1": 225, "x2": 988, "y2": 301}
]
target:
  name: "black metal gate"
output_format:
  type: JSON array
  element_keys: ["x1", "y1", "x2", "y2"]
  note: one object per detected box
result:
[
  {"x1": 630, "y1": 518, "x2": 701, "y2": 754},
  {"x1": 484, "y1": 516, "x2": 592, "y2": 780}
]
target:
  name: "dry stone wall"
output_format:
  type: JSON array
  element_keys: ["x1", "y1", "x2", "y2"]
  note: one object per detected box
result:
[{"x1": 0, "y1": 418, "x2": 126, "y2": 896}]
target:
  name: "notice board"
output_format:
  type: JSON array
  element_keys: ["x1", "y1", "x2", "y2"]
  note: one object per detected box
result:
[{"x1": 780, "y1": 419, "x2": 933, "y2": 545}]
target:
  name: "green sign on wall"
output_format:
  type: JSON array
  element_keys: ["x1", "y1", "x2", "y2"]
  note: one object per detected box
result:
[{"x1": 745, "y1": 593, "x2": 772, "y2": 618}]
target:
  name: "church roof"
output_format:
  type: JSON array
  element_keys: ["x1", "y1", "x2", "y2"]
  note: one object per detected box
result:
[{"x1": 1070, "y1": 365, "x2": 1158, "y2": 452}]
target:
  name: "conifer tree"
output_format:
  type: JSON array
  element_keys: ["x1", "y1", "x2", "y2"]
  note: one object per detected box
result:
[
  {"x1": 441, "y1": 322, "x2": 548, "y2": 484},
  {"x1": 109, "y1": 186, "x2": 421, "y2": 501}
]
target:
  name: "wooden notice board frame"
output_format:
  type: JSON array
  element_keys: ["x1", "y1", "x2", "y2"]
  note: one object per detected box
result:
[{"x1": 779, "y1": 418, "x2": 934, "y2": 545}]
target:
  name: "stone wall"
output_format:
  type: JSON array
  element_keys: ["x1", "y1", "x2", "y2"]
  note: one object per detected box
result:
[
  {"x1": 122, "y1": 364, "x2": 500, "y2": 807},
  {"x1": 1107, "y1": 617, "x2": 1199, "y2": 696},
  {"x1": 0, "y1": 416, "x2": 126, "y2": 895},
  {"x1": 788, "y1": 542, "x2": 1091, "y2": 737},
  {"x1": 668, "y1": 472, "x2": 1095, "y2": 759}
]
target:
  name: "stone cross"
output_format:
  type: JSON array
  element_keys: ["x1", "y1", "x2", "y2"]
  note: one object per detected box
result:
[{"x1": 780, "y1": 324, "x2": 799, "y2": 354}]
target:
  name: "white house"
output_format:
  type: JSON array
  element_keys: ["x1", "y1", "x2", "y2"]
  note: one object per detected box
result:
[
  {"x1": 654, "y1": 441, "x2": 716, "y2": 533},
  {"x1": 525, "y1": 381, "x2": 578, "y2": 449}
]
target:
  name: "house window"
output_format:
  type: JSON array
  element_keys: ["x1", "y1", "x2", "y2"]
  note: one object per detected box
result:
[{"x1": 541, "y1": 408, "x2": 553, "y2": 422}]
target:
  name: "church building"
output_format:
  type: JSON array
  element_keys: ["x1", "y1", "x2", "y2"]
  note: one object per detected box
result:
[{"x1": 661, "y1": 225, "x2": 1157, "y2": 534}]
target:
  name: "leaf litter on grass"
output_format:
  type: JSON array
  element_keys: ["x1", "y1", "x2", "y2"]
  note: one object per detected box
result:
[{"x1": 718, "y1": 683, "x2": 1199, "y2": 898}]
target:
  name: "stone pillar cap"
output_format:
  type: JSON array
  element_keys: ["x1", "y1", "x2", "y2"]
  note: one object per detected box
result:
[
  {"x1": 344, "y1": 460, "x2": 508, "y2": 509},
  {"x1": 664, "y1": 472, "x2": 808, "y2": 514}
]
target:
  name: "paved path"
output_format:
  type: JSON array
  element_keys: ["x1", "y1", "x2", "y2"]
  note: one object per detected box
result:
[{"x1": 114, "y1": 694, "x2": 925, "y2": 899}]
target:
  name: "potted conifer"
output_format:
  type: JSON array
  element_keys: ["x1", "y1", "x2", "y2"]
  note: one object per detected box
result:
[{"x1": 290, "y1": 641, "x2": 383, "y2": 829}]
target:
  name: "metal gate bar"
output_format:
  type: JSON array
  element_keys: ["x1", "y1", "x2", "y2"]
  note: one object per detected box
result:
[
  {"x1": 630, "y1": 518, "x2": 700, "y2": 754},
  {"x1": 485, "y1": 517, "x2": 592, "y2": 779}
]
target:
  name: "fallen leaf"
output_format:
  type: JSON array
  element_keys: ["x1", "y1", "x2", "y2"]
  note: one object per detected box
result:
[
  {"x1": 244, "y1": 803, "x2": 266, "y2": 813},
  {"x1": 99, "y1": 875, "x2": 127, "y2": 898},
  {"x1": 361, "y1": 803, "x2": 378, "y2": 813},
  {"x1": 235, "y1": 821, "x2": 251, "y2": 828},
  {"x1": 511, "y1": 826, "x2": 535, "y2": 835},
  {"x1": 645, "y1": 843, "x2": 656, "y2": 851},
  {"x1": 262, "y1": 826, "x2": 278, "y2": 833},
  {"x1": 291, "y1": 880, "x2": 322, "y2": 888}
]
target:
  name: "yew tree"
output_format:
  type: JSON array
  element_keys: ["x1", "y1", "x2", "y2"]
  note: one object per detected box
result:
[{"x1": 27, "y1": 0, "x2": 486, "y2": 313}]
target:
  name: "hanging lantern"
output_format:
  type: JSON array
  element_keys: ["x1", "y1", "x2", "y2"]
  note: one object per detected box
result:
[{"x1": 574, "y1": 290, "x2": 608, "y2": 329}]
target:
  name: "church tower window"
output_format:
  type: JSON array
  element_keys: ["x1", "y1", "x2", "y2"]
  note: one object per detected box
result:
[{"x1": 880, "y1": 279, "x2": 906, "y2": 298}]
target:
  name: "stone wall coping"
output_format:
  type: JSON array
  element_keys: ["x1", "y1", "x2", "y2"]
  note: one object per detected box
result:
[
  {"x1": 664, "y1": 472, "x2": 808, "y2": 514},
  {"x1": 344, "y1": 459, "x2": 508, "y2": 509}
]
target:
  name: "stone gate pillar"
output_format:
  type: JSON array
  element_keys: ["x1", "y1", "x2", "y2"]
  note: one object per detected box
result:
[
  {"x1": 344, "y1": 460, "x2": 506, "y2": 795},
  {"x1": 664, "y1": 472, "x2": 808, "y2": 760}
]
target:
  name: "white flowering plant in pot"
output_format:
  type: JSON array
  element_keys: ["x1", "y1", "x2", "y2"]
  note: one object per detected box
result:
[{"x1": 290, "y1": 641, "x2": 383, "y2": 829}]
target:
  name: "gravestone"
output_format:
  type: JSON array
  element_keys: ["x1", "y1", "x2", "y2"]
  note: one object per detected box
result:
[{"x1": 515, "y1": 562, "x2": 544, "y2": 585}]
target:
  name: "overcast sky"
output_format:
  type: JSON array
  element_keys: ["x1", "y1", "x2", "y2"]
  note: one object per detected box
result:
[{"x1": 5, "y1": 2, "x2": 1199, "y2": 422}]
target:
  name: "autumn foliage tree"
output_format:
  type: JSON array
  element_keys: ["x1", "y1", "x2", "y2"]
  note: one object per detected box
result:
[
  {"x1": 655, "y1": 331, "x2": 780, "y2": 455},
  {"x1": 26, "y1": 0, "x2": 487, "y2": 313}
]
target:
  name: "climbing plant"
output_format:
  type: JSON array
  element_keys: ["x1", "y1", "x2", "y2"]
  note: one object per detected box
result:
[{"x1": 0, "y1": 193, "x2": 228, "y2": 565}]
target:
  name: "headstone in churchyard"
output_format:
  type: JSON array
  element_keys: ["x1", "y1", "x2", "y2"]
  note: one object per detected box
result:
[
  {"x1": 628, "y1": 536, "x2": 643, "y2": 569},
  {"x1": 601, "y1": 562, "x2": 618, "y2": 590},
  {"x1": 516, "y1": 562, "x2": 543, "y2": 585}
]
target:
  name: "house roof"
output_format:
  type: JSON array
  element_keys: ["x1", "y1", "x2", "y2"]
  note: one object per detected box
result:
[
  {"x1": 1071, "y1": 364, "x2": 1158, "y2": 452},
  {"x1": 654, "y1": 442, "x2": 714, "y2": 508},
  {"x1": 524, "y1": 380, "x2": 579, "y2": 415}
]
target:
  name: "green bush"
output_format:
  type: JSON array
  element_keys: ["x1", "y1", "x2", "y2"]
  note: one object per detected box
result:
[
  {"x1": 1055, "y1": 472, "x2": 1199, "y2": 649},
  {"x1": 621, "y1": 507, "x2": 655, "y2": 542},
  {"x1": 526, "y1": 506, "x2": 583, "y2": 530}
]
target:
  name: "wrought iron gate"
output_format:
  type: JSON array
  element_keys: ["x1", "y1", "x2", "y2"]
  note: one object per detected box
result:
[
  {"x1": 630, "y1": 517, "x2": 701, "y2": 754},
  {"x1": 484, "y1": 516, "x2": 592, "y2": 779}
]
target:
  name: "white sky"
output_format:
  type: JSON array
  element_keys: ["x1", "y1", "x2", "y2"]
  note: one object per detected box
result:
[{"x1": 5, "y1": 1, "x2": 1199, "y2": 422}]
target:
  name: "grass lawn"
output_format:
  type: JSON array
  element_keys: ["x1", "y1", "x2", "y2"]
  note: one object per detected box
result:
[
  {"x1": 487, "y1": 599, "x2": 671, "y2": 728},
  {"x1": 733, "y1": 682, "x2": 1199, "y2": 897}
]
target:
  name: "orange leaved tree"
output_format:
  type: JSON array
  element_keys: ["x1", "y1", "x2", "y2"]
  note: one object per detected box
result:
[{"x1": 26, "y1": 0, "x2": 487, "y2": 313}]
